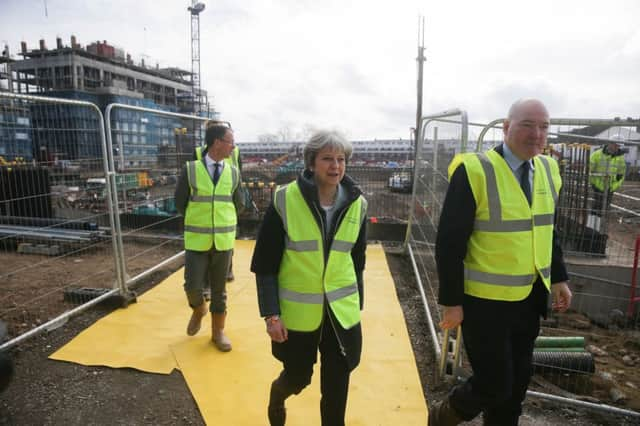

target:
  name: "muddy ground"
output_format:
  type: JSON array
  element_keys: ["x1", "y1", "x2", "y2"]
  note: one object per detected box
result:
[{"x1": 1, "y1": 245, "x2": 639, "y2": 425}]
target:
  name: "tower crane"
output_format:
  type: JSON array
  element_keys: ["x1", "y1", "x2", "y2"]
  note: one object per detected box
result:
[
  {"x1": 188, "y1": 1, "x2": 205, "y2": 117},
  {"x1": 188, "y1": 1, "x2": 205, "y2": 146}
]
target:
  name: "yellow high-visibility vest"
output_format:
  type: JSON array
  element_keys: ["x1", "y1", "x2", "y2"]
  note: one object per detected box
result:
[
  {"x1": 448, "y1": 150, "x2": 561, "y2": 301},
  {"x1": 183, "y1": 160, "x2": 239, "y2": 251},
  {"x1": 274, "y1": 182, "x2": 367, "y2": 331},
  {"x1": 589, "y1": 148, "x2": 626, "y2": 192}
]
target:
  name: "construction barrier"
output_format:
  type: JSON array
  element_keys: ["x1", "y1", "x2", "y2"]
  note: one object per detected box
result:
[
  {"x1": 406, "y1": 110, "x2": 640, "y2": 419},
  {"x1": 0, "y1": 92, "x2": 120, "y2": 349}
]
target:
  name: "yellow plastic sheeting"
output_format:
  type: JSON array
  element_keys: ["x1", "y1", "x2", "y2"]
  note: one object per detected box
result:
[
  {"x1": 50, "y1": 241, "x2": 257, "y2": 374},
  {"x1": 51, "y1": 241, "x2": 427, "y2": 424},
  {"x1": 50, "y1": 267, "x2": 188, "y2": 374},
  {"x1": 172, "y1": 243, "x2": 427, "y2": 425}
]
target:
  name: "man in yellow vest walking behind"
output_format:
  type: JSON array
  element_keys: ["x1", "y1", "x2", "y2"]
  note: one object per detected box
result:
[
  {"x1": 195, "y1": 122, "x2": 242, "y2": 283},
  {"x1": 175, "y1": 123, "x2": 244, "y2": 351},
  {"x1": 429, "y1": 99, "x2": 573, "y2": 425}
]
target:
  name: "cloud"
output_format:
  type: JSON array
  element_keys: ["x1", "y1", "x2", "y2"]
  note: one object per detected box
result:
[{"x1": 2, "y1": 0, "x2": 639, "y2": 141}]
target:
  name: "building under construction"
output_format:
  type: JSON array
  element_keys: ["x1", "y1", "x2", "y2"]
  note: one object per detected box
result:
[{"x1": 0, "y1": 36, "x2": 212, "y2": 165}]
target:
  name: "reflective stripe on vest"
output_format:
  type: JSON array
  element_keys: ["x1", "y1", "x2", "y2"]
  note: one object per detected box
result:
[
  {"x1": 451, "y1": 150, "x2": 561, "y2": 301},
  {"x1": 183, "y1": 160, "x2": 239, "y2": 251},
  {"x1": 274, "y1": 182, "x2": 367, "y2": 331}
]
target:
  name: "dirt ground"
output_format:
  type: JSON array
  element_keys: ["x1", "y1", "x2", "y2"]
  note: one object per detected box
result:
[
  {"x1": 1, "y1": 241, "x2": 183, "y2": 339},
  {"x1": 386, "y1": 249, "x2": 640, "y2": 426},
  {"x1": 1, "y1": 245, "x2": 639, "y2": 425}
]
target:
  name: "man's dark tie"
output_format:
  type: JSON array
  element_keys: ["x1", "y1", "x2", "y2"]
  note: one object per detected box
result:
[
  {"x1": 212, "y1": 162, "x2": 221, "y2": 185},
  {"x1": 520, "y1": 161, "x2": 532, "y2": 206}
]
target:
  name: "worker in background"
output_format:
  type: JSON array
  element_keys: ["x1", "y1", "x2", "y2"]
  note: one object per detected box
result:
[
  {"x1": 589, "y1": 140, "x2": 626, "y2": 215},
  {"x1": 251, "y1": 130, "x2": 367, "y2": 426},
  {"x1": 196, "y1": 121, "x2": 242, "y2": 282},
  {"x1": 175, "y1": 124, "x2": 244, "y2": 351},
  {"x1": 430, "y1": 99, "x2": 572, "y2": 426}
]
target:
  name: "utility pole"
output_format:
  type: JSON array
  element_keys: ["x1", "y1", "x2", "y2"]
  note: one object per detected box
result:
[{"x1": 415, "y1": 16, "x2": 426, "y2": 160}]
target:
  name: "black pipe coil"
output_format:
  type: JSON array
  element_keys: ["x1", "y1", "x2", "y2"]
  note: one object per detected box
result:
[{"x1": 533, "y1": 351, "x2": 595, "y2": 374}]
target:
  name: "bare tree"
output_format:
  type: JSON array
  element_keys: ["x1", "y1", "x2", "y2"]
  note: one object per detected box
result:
[{"x1": 257, "y1": 133, "x2": 279, "y2": 143}]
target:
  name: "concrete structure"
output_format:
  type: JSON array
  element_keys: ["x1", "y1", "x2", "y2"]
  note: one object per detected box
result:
[
  {"x1": 0, "y1": 36, "x2": 215, "y2": 168},
  {"x1": 7, "y1": 36, "x2": 205, "y2": 113}
]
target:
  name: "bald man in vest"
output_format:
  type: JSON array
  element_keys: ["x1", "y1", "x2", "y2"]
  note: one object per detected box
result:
[
  {"x1": 175, "y1": 124, "x2": 244, "y2": 351},
  {"x1": 429, "y1": 99, "x2": 572, "y2": 425}
]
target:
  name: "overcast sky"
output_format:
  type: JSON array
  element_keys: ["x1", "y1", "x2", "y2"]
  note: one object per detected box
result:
[{"x1": 1, "y1": 0, "x2": 639, "y2": 142}]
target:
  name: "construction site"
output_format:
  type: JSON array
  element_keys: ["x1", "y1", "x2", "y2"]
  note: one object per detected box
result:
[{"x1": 1, "y1": 12, "x2": 640, "y2": 426}]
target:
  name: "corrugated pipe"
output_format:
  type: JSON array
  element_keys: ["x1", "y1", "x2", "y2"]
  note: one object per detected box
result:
[{"x1": 533, "y1": 351, "x2": 595, "y2": 374}]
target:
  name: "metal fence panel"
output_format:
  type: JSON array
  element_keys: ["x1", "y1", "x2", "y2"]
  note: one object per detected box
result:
[
  {"x1": 0, "y1": 92, "x2": 120, "y2": 349},
  {"x1": 406, "y1": 112, "x2": 640, "y2": 418},
  {"x1": 240, "y1": 164, "x2": 412, "y2": 222},
  {"x1": 103, "y1": 104, "x2": 209, "y2": 294}
]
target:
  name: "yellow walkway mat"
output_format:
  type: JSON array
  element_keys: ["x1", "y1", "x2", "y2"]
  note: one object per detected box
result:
[{"x1": 51, "y1": 241, "x2": 427, "y2": 425}]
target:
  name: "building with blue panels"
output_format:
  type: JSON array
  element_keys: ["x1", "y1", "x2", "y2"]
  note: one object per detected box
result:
[
  {"x1": 0, "y1": 99, "x2": 32, "y2": 161},
  {"x1": 0, "y1": 36, "x2": 213, "y2": 170}
]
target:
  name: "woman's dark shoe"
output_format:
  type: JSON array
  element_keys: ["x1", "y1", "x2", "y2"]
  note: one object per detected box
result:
[{"x1": 268, "y1": 380, "x2": 287, "y2": 426}]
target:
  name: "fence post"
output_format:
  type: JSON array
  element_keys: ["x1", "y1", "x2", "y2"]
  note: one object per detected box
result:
[{"x1": 628, "y1": 236, "x2": 640, "y2": 318}]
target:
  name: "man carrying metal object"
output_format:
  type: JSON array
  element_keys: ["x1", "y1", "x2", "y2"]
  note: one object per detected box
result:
[{"x1": 430, "y1": 99, "x2": 572, "y2": 425}]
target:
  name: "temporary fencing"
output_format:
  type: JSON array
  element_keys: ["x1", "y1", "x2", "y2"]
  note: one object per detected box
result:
[
  {"x1": 0, "y1": 94, "x2": 210, "y2": 351},
  {"x1": 0, "y1": 93, "x2": 412, "y2": 352},
  {"x1": 103, "y1": 103, "x2": 209, "y2": 301},
  {"x1": 406, "y1": 110, "x2": 640, "y2": 420},
  {"x1": 240, "y1": 164, "x2": 413, "y2": 222},
  {"x1": 0, "y1": 92, "x2": 120, "y2": 349}
]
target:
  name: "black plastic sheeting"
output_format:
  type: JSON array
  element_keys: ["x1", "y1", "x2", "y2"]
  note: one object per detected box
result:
[{"x1": 0, "y1": 215, "x2": 98, "y2": 231}]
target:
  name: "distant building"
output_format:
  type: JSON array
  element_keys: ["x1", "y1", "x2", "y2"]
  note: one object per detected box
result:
[
  {"x1": 0, "y1": 36, "x2": 215, "y2": 168},
  {"x1": 238, "y1": 139, "x2": 414, "y2": 162}
]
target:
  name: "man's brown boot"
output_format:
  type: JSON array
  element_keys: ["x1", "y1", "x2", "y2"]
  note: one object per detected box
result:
[
  {"x1": 212, "y1": 312, "x2": 232, "y2": 352},
  {"x1": 186, "y1": 303, "x2": 208, "y2": 336},
  {"x1": 428, "y1": 398, "x2": 463, "y2": 426}
]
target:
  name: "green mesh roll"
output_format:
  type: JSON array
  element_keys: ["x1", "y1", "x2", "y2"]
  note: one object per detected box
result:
[
  {"x1": 534, "y1": 336, "x2": 585, "y2": 348},
  {"x1": 533, "y1": 347, "x2": 585, "y2": 352}
]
